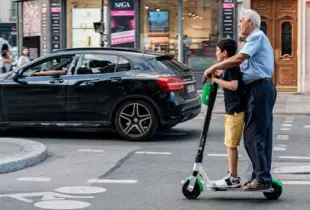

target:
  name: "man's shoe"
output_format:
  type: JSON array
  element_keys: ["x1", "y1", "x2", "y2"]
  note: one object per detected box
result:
[
  {"x1": 242, "y1": 179, "x2": 271, "y2": 191},
  {"x1": 212, "y1": 172, "x2": 241, "y2": 189}
]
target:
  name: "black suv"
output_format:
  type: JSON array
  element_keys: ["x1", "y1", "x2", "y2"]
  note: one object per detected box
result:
[{"x1": 1, "y1": 48, "x2": 201, "y2": 141}]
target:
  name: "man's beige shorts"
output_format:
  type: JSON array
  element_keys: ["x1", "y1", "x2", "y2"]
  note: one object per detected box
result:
[{"x1": 224, "y1": 112, "x2": 245, "y2": 148}]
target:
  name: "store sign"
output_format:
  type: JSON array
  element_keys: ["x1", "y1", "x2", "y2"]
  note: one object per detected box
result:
[
  {"x1": 41, "y1": 0, "x2": 49, "y2": 55},
  {"x1": 50, "y1": 0, "x2": 62, "y2": 52},
  {"x1": 110, "y1": 0, "x2": 135, "y2": 47},
  {"x1": 222, "y1": 0, "x2": 235, "y2": 38}
]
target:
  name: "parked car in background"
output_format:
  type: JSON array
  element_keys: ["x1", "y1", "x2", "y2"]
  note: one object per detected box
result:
[{"x1": 0, "y1": 48, "x2": 201, "y2": 141}]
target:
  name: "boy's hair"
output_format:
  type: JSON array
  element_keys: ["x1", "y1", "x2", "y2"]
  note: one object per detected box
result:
[{"x1": 216, "y1": 38, "x2": 237, "y2": 57}]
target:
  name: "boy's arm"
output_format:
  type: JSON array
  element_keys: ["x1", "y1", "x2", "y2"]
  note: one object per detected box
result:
[{"x1": 212, "y1": 76, "x2": 238, "y2": 91}]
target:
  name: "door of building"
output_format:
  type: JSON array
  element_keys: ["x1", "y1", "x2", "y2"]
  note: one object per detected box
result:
[{"x1": 251, "y1": 0, "x2": 298, "y2": 91}]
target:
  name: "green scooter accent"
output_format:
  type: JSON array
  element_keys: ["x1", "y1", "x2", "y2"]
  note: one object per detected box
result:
[
  {"x1": 201, "y1": 83, "x2": 213, "y2": 105},
  {"x1": 272, "y1": 178, "x2": 283, "y2": 187},
  {"x1": 185, "y1": 177, "x2": 204, "y2": 192}
]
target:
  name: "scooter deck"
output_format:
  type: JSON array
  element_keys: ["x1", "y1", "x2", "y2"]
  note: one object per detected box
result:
[{"x1": 206, "y1": 186, "x2": 274, "y2": 193}]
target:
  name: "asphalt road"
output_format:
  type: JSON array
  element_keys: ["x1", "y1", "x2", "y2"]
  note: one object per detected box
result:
[{"x1": 0, "y1": 114, "x2": 309, "y2": 210}]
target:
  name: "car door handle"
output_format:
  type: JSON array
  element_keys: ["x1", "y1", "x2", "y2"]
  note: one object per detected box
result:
[{"x1": 49, "y1": 79, "x2": 64, "y2": 84}]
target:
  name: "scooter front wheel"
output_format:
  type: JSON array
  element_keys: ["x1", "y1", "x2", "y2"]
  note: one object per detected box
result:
[
  {"x1": 182, "y1": 180, "x2": 202, "y2": 199},
  {"x1": 263, "y1": 179, "x2": 283, "y2": 200}
]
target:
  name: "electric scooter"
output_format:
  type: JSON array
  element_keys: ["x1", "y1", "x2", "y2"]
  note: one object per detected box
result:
[{"x1": 181, "y1": 80, "x2": 283, "y2": 200}]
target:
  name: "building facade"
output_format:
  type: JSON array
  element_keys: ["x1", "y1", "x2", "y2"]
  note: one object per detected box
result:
[
  {"x1": 14, "y1": 0, "x2": 310, "y2": 93},
  {"x1": 0, "y1": 0, "x2": 17, "y2": 47}
]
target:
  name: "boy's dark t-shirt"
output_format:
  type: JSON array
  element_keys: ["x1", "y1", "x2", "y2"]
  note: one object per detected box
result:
[{"x1": 221, "y1": 67, "x2": 245, "y2": 114}]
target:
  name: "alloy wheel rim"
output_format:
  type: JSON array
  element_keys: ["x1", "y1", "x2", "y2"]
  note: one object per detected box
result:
[{"x1": 118, "y1": 103, "x2": 152, "y2": 138}]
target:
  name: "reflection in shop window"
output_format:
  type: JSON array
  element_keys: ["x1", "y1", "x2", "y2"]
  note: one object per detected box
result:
[
  {"x1": 260, "y1": 21, "x2": 267, "y2": 35},
  {"x1": 281, "y1": 21, "x2": 292, "y2": 56}
]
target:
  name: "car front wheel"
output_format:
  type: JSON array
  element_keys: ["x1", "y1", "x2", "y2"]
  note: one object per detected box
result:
[{"x1": 114, "y1": 100, "x2": 158, "y2": 141}]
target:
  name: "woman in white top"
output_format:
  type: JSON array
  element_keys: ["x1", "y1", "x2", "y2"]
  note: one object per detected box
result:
[{"x1": 17, "y1": 47, "x2": 31, "y2": 67}]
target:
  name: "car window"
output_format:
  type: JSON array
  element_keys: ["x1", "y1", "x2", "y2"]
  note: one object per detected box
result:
[
  {"x1": 21, "y1": 55, "x2": 75, "y2": 77},
  {"x1": 76, "y1": 54, "x2": 118, "y2": 75},
  {"x1": 116, "y1": 57, "x2": 131, "y2": 72}
]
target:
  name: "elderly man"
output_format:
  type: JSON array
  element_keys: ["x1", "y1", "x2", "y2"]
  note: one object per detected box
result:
[{"x1": 203, "y1": 9, "x2": 277, "y2": 191}]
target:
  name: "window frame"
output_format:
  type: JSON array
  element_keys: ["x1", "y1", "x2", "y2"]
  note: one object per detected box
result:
[
  {"x1": 73, "y1": 52, "x2": 134, "y2": 76},
  {"x1": 19, "y1": 54, "x2": 78, "y2": 78}
]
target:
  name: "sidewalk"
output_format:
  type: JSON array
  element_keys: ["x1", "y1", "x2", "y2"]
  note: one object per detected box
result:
[
  {"x1": 200, "y1": 91, "x2": 310, "y2": 115},
  {"x1": 0, "y1": 138, "x2": 47, "y2": 174}
]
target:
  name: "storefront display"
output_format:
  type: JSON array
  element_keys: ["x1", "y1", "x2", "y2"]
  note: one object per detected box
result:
[
  {"x1": 140, "y1": 0, "x2": 222, "y2": 88},
  {"x1": 72, "y1": 8, "x2": 103, "y2": 48},
  {"x1": 110, "y1": 0, "x2": 136, "y2": 48}
]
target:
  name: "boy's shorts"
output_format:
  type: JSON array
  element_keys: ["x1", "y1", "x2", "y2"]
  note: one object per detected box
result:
[{"x1": 224, "y1": 112, "x2": 245, "y2": 148}]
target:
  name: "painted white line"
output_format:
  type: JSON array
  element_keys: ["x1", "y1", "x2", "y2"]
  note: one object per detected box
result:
[
  {"x1": 135, "y1": 151, "x2": 171, "y2": 155},
  {"x1": 195, "y1": 116, "x2": 217, "y2": 120},
  {"x1": 34, "y1": 200, "x2": 91, "y2": 209},
  {"x1": 276, "y1": 135, "x2": 289, "y2": 140},
  {"x1": 77, "y1": 149, "x2": 104, "y2": 153},
  {"x1": 285, "y1": 117, "x2": 295, "y2": 120},
  {"x1": 280, "y1": 128, "x2": 291, "y2": 131},
  {"x1": 304, "y1": 125, "x2": 310, "y2": 128},
  {"x1": 281, "y1": 124, "x2": 292, "y2": 127},
  {"x1": 54, "y1": 186, "x2": 106, "y2": 194},
  {"x1": 17, "y1": 177, "x2": 50, "y2": 182},
  {"x1": 207, "y1": 154, "x2": 242, "y2": 157},
  {"x1": 87, "y1": 179, "x2": 137, "y2": 184},
  {"x1": 279, "y1": 156, "x2": 310, "y2": 160},
  {"x1": 284, "y1": 120, "x2": 293, "y2": 123},
  {"x1": 273, "y1": 147, "x2": 286, "y2": 151},
  {"x1": 282, "y1": 181, "x2": 310, "y2": 185}
]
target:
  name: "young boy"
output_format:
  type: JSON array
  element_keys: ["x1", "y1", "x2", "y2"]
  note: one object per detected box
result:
[{"x1": 211, "y1": 38, "x2": 245, "y2": 188}]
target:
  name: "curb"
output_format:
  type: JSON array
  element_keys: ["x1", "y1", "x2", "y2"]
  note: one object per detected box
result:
[
  {"x1": 0, "y1": 138, "x2": 48, "y2": 174},
  {"x1": 209, "y1": 111, "x2": 310, "y2": 116}
]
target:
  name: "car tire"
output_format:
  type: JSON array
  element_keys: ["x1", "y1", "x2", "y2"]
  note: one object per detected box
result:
[{"x1": 114, "y1": 100, "x2": 158, "y2": 141}]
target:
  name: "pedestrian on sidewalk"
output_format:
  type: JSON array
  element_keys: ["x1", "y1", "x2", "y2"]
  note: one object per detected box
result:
[
  {"x1": 210, "y1": 38, "x2": 245, "y2": 189},
  {"x1": 17, "y1": 47, "x2": 31, "y2": 68},
  {"x1": 202, "y1": 8, "x2": 277, "y2": 191}
]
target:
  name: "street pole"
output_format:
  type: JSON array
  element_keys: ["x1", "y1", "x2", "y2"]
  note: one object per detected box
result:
[
  {"x1": 178, "y1": 0, "x2": 183, "y2": 63},
  {"x1": 100, "y1": 0, "x2": 105, "y2": 47}
]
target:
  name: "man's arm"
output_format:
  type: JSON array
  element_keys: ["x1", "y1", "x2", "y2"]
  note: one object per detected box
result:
[{"x1": 212, "y1": 53, "x2": 248, "y2": 71}]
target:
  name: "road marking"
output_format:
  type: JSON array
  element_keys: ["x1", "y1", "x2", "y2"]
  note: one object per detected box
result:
[
  {"x1": 276, "y1": 135, "x2": 289, "y2": 140},
  {"x1": 281, "y1": 124, "x2": 292, "y2": 127},
  {"x1": 273, "y1": 147, "x2": 286, "y2": 151},
  {"x1": 304, "y1": 125, "x2": 310, "y2": 128},
  {"x1": 285, "y1": 117, "x2": 295, "y2": 120},
  {"x1": 77, "y1": 149, "x2": 104, "y2": 153},
  {"x1": 34, "y1": 200, "x2": 90, "y2": 210},
  {"x1": 207, "y1": 154, "x2": 242, "y2": 157},
  {"x1": 279, "y1": 156, "x2": 310, "y2": 160},
  {"x1": 17, "y1": 177, "x2": 51, "y2": 182},
  {"x1": 282, "y1": 181, "x2": 310, "y2": 185},
  {"x1": 87, "y1": 179, "x2": 137, "y2": 184},
  {"x1": 54, "y1": 186, "x2": 106, "y2": 195},
  {"x1": 284, "y1": 120, "x2": 293, "y2": 123},
  {"x1": 135, "y1": 151, "x2": 171, "y2": 155},
  {"x1": 195, "y1": 116, "x2": 217, "y2": 120},
  {"x1": 280, "y1": 128, "x2": 291, "y2": 131}
]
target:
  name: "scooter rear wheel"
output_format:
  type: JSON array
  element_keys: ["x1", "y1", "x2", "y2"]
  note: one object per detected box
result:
[
  {"x1": 263, "y1": 179, "x2": 283, "y2": 200},
  {"x1": 182, "y1": 180, "x2": 201, "y2": 199}
]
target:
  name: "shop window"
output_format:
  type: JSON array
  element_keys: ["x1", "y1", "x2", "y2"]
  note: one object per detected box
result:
[
  {"x1": 77, "y1": 54, "x2": 118, "y2": 74},
  {"x1": 260, "y1": 21, "x2": 267, "y2": 35},
  {"x1": 116, "y1": 57, "x2": 132, "y2": 72},
  {"x1": 281, "y1": 22, "x2": 292, "y2": 56}
]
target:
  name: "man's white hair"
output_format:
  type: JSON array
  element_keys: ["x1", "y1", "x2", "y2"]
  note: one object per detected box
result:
[{"x1": 239, "y1": 8, "x2": 261, "y2": 29}]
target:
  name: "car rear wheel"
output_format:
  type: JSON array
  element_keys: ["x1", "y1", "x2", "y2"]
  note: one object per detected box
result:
[{"x1": 114, "y1": 100, "x2": 158, "y2": 141}]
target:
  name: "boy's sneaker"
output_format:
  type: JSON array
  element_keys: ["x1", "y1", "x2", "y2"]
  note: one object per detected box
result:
[{"x1": 212, "y1": 172, "x2": 241, "y2": 189}]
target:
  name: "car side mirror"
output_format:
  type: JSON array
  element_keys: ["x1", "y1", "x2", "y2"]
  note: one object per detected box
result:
[{"x1": 13, "y1": 71, "x2": 27, "y2": 85}]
